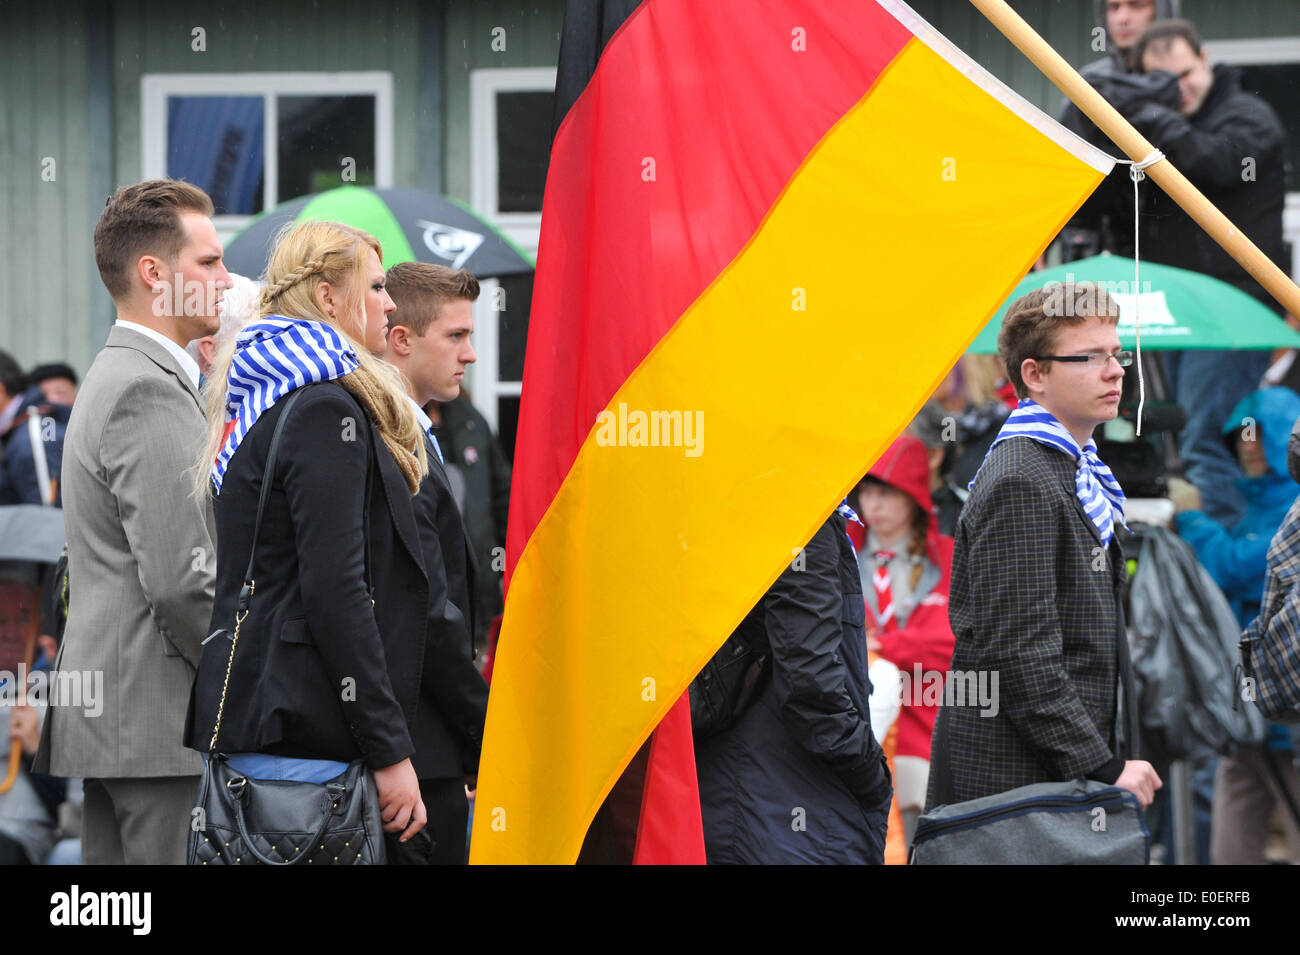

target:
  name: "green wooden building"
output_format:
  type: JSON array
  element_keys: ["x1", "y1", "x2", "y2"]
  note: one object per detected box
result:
[{"x1": 2, "y1": 0, "x2": 1296, "y2": 450}]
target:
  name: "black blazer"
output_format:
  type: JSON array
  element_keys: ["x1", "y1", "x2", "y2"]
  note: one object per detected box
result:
[
  {"x1": 927, "y1": 437, "x2": 1132, "y2": 808},
  {"x1": 185, "y1": 383, "x2": 428, "y2": 771},
  {"x1": 409, "y1": 430, "x2": 489, "y2": 780}
]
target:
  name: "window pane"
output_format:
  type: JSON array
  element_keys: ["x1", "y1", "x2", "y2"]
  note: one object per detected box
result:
[
  {"x1": 1237, "y1": 65, "x2": 1300, "y2": 192},
  {"x1": 497, "y1": 91, "x2": 553, "y2": 213},
  {"x1": 167, "y1": 95, "x2": 265, "y2": 215},
  {"x1": 277, "y1": 95, "x2": 376, "y2": 200},
  {"x1": 497, "y1": 396, "x2": 520, "y2": 463},
  {"x1": 497, "y1": 273, "x2": 533, "y2": 382}
]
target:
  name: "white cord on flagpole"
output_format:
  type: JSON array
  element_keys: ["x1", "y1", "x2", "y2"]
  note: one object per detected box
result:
[{"x1": 1117, "y1": 149, "x2": 1164, "y2": 437}]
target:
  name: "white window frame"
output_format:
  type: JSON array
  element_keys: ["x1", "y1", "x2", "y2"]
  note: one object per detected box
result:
[
  {"x1": 1205, "y1": 37, "x2": 1300, "y2": 281},
  {"x1": 469, "y1": 67, "x2": 553, "y2": 432},
  {"x1": 141, "y1": 71, "x2": 395, "y2": 244}
]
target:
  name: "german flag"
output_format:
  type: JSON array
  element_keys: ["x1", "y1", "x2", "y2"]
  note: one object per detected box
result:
[{"x1": 470, "y1": 0, "x2": 1112, "y2": 864}]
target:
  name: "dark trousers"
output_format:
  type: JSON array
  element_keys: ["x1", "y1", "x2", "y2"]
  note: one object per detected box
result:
[
  {"x1": 0, "y1": 832, "x2": 33, "y2": 864},
  {"x1": 419, "y1": 777, "x2": 469, "y2": 865}
]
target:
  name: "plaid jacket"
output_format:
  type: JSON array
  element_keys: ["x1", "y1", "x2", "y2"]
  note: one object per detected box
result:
[
  {"x1": 926, "y1": 437, "x2": 1129, "y2": 807},
  {"x1": 1240, "y1": 495, "x2": 1300, "y2": 719}
]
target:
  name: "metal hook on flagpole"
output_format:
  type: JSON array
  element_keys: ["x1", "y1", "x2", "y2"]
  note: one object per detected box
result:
[{"x1": 1115, "y1": 149, "x2": 1165, "y2": 437}]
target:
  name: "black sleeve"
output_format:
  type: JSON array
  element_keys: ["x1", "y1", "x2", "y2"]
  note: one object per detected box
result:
[
  {"x1": 20, "y1": 755, "x2": 66, "y2": 820},
  {"x1": 1093, "y1": 71, "x2": 1182, "y2": 118},
  {"x1": 419, "y1": 521, "x2": 490, "y2": 774},
  {"x1": 1087, "y1": 756, "x2": 1125, "y2": 785},
  {"x1": 1126, "y1": 96, "x2": 1284, "y2": 190},
  {"x1": 281, "y1": 389, "x2": 414, "y2": 769},
  {"x1": 489, "y1": 437, "x2": 512, "y2": 555},
  {"x1": 764, "y1": 518, "x2": 889, "y2": 805},
  {"x1": 1058, "y1": 71, "x2": 1182, "y2": 240}
]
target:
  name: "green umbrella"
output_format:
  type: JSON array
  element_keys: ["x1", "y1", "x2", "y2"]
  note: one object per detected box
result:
[{"x1": 967, "y1": 254, "x2": 1300, "y2": 353}]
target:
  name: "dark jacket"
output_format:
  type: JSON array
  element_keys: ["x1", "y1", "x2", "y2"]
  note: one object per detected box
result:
[
  {"x1": 1059, "y1": 70, "x2": 1183, "y2": 259},
  {"x1": 1128, "y1": 64, "x2": 1288, "y2": 309},
  {"x1": 430, "y1": 396, "x2": 510, "y2": 643},
  {"x1": 410, "y1": 427, "x2": 489, "y2": 780},
  {"x1": 1056, "y1": 0, "x2": 1183, "y2": 259},
  {"x1": 185, "y1": 383, "x2": 424, "y2": 770},
  {"x1": 0, "y1": 387, "x2": 70, "y2": 506},
  {"x1": 696, "y1": 511, "x2": 892, "y2": 864},
  {"x1": 927, "y1": 437, "x2": 1133, "y2": 808}
]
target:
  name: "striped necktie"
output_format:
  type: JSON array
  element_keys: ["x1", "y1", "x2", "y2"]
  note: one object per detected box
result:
[{"x1": 873, "y1": 550, "x2": 896, "y2": 632}]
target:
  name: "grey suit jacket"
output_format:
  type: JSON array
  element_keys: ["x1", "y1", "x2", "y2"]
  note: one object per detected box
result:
[{"x1": 34, "y1": 325, "x2": 214, "y2": 778}]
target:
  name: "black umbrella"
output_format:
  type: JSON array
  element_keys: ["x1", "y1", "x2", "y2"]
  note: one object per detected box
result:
[{"x1": 222, "y1": 186, "x2": 534, "y2": 279}]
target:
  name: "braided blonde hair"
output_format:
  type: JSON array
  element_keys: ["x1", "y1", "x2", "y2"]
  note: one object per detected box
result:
[{"x1": 196, "y1": 220, "x2": 427, "y2": 498}]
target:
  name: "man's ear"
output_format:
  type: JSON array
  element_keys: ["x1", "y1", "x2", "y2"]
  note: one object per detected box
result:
[
  {"x1": 387, "y1": 324, "x2": 411, "y2": 356},
  {"x1": 1020, "y1": 357, "x2": 1047, "y2": 397},
  {"x1": 136, "y1": 254, "x2": 168, "y2": 299},
  {"x1": 197, "y1": 336, "x2": 217, "y2": 370}
]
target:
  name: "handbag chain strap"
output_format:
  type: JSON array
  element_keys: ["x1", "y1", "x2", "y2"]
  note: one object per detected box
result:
[{"x1": 208, "y1": 388, "x2": 306, "y2": 753}]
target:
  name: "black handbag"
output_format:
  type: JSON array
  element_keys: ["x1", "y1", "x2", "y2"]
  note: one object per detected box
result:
[{"x1": 188, "y1": 389, "x2": 387, "y2": 866}]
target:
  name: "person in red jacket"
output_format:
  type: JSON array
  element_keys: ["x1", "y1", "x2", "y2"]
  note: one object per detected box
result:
[{"x1": 848, "y1": 434, "x2": 956, "y2": 849}]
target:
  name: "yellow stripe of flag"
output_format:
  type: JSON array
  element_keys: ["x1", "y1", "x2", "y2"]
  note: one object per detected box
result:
[{"x1": 472, "y1": 37, "x2": 1107, "y2": 865}]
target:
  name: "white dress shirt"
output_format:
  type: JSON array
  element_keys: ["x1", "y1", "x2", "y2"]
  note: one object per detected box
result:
[
  {"x1": 114, "y1": 320, "x2": 201, "y2": 391},
  {"x1": 405, "y1": 394, "x2": 444, "y2": 465}
]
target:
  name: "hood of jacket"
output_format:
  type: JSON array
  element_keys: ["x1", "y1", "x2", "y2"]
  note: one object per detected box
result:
[
  {"x1": 1223, "y1": 386, "x2": 1300, "y2": 485},
  {"x1": 866, "y1": 434, "x2": 934, "y2": 530},
  {"x1": 1289, "y1": 411, "x2": 1300, "y2": 484},
  {"x1": 1092, "y1": 0, "x2": 1182, "y2": 71}
]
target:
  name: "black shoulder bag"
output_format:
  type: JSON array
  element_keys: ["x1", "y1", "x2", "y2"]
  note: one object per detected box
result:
[{"x1": 188, "y1": 388, "x2": 387, "y2": 865}]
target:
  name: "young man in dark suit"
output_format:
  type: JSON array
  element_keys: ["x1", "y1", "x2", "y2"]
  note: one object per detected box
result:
[
  {"x1": 927, "y1": 283, "x2": 1161, "y2": 816},
  {"x1": 382, "y1": 262, "x2": 490, "y2": 864}
]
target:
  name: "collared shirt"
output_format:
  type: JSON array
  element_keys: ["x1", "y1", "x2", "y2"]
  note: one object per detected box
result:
[
  {"x1": 114, "y1": 319, "x2": 201, "y2": 390},
  {"x1": 405, "y1": 394, "x2": 444, "y2": 465},
  {"x1": 865, "y1": 530, "x2": 917, "y2": 613}
]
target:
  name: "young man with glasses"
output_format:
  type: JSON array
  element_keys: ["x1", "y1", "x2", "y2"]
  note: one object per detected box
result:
[{"x1": 926, "y1": 283, "x2": 1162, "y2": 827}]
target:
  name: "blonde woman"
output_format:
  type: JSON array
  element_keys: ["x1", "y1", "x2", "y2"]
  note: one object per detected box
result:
[{"x1": 185, "y1": 220, "x2": 431, "y2": 854}]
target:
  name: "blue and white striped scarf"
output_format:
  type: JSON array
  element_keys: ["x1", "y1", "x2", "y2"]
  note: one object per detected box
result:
[
  {"x1": 837, "y1": 499, "x2": 865, "y2": 547},
  {"x1": 211, "y1": 316, "x2": 360, "y2": 492},
  {"x1": 977, "y1": 398, "x2": 1128, "y2": 546}
]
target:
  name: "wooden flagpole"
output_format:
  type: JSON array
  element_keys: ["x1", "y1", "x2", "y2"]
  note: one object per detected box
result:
[{"x1": 969, "y1": 0, "x2": 1300, "y2": 318}]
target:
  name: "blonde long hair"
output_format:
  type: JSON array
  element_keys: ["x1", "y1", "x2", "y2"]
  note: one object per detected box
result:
[{"x1": 196, "y1": 220, "x2": 427, "y2": 498}]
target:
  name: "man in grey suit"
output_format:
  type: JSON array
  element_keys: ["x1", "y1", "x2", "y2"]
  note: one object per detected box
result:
[
  {"x1": 34, "y1": 180, "x2": 232, "y2": 863},
  {"x1": 927, "y1": 283, "x2": 1161, "y2": 819}
]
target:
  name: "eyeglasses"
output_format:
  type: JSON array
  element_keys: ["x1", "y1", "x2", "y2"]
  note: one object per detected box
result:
[{"x1": 1034, "y1": 351, "x2": 1134, "y2": 368}]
